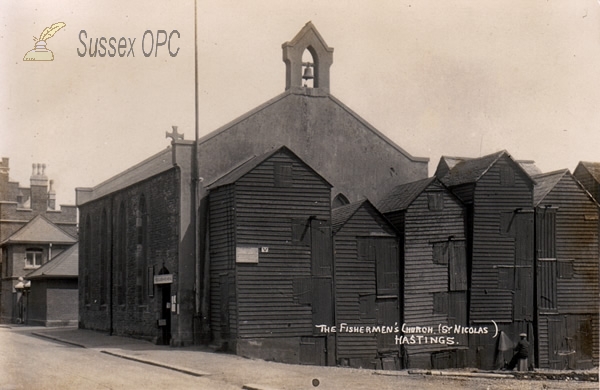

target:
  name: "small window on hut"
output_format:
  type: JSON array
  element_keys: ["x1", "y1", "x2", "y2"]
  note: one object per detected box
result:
[
  {"x1": 433, "y1": 292, "x2": 448, "y2": 314},
  {"x1": 497, "y1": 267, "x2": 515, "y2": 290},
  {"x1": 449, "y1": 241, "x2": 467, "y2": 291},
  {"x1": 292, "y1": 218, "x2": 309, "y2": 245},
  {"x1": 274, "y1": 162, "x2": 293, "y2": 187},
  {"x1": 432, "y1": 241, "x2": 449, "y2": 265},
  {"x1": 500, "y1": 212, "x2": 515, "y2": 236},
  {"x1": 499, "y1": 166, "x2": 515, "y2": 186},
  {"x1": 359, "y1": 294, "x2": 376, "y2": 320},
  {"x1": 557, "y1": 260, "x2": 574, "y2": 279},
  {"x1": 428, "y1": 193, "x2": 444, "y2": 211}
]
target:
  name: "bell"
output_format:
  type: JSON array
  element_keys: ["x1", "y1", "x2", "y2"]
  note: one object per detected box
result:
[{"x1": 302, "y1": 65, "x2": 314, "y2": 80}]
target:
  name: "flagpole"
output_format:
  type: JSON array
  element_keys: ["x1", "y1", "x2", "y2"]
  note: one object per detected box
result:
[{"x1": 193, "y1": 0, "x2": 201, "y2": 319}]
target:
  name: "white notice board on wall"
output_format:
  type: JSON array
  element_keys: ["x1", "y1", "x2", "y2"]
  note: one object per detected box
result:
[{"x1": 236, "y1": 247, "x2": 259, "y2": 263}]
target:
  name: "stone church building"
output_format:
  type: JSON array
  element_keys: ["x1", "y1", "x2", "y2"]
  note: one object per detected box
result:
[{"x1": 76, "y1": 22, "x2": 428, "y2": 348}]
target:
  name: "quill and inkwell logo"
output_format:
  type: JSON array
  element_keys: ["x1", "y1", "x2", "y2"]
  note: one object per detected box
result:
[{"x1": 23, "y1": 22, "x2": 66, "y2": 61}]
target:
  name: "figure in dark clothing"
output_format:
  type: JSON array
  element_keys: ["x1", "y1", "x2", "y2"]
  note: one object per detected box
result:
[{"x1": 506, "y1": 333, "x2": 529, "y2": 370}]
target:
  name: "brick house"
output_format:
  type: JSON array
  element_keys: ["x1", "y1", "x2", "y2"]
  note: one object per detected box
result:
[
  {"x1": 0, "y1": 159, "x2": 77, "y2": 323},
  {"x1": 27, "y1": 243, "x2": 79, "y2": 326}
]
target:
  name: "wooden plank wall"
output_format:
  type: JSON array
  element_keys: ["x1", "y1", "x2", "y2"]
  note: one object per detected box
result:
[
  {"x1": 334, "y1": 203, "x2": 398, "y2": 361},
  {"x1": 449, "y1": 183, "x2": 475, "y2": 205},
  {"x1": 538, "y1": 315, "x2": 550, "y2": 368},
  {"x1": 538, "y1": 174, "x2": 599, "y2": 364},
  {"x1": 470, "y1": 157, "x2": 533, "y2": 323},
  {"x1": 209, "y1": 184, "x2": 236, "y2": 343},
  {"x1": 234, "y1": 151, "x2": 331, "y2": 339},
  {"x1": 398, "y1": 181, "x2": 467, "y2": 359}
]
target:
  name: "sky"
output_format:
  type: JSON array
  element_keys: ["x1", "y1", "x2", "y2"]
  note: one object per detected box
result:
[{"x1": 1, "y1": 1, "x2": 599, "y2": 206}]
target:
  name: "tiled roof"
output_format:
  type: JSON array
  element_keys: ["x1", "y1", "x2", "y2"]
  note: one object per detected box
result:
[
  {"x1": 27, "y1": 243, "x2": 78, "y2": 279},
  {"x1": 532, "y1": 169, "x2": 568, "y2": 206},
  {"x1": 1, "y1": 215, "x2": 77, "y2": 246},
  {"x1": 377, "y1": 177, "x2": 437, "y2": 213}
]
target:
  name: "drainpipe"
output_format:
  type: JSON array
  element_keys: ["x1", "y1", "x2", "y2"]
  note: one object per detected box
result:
[{"x1": 109, "y1": 197, "x2": 114, "y2": 335}]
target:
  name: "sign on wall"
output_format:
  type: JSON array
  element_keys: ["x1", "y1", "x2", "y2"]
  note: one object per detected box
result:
[
  {"x1": 154, "y1": 274, "x2": 174, "y2": 284},
  {"x1": 236, "y1": 247, "x2": 259, "y2": 263}
]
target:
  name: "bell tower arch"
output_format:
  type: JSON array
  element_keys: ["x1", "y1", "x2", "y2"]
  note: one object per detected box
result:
[{"x1": 282, "y1": 22, "x2": 334, "y2": 94}]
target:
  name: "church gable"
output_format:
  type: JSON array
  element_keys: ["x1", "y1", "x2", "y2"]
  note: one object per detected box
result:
[{"x1": 196, "y1": 23, "x2": 428, "y2": 203}]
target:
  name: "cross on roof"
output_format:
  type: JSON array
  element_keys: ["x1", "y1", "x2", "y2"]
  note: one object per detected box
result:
[{"x1": 166, "y1": 126, "x2": 184, "y2": 142}]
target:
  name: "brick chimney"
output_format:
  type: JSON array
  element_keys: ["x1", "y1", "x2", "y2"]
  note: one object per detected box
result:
[
  {"x1": 0, "y1": 157, "x2": 8, "y2": 201},
  {"x1": 30, "y1": 163, "x2": 49, "y2": 212},
  {"x1": 48, "y1": 179, "x2": 56, "y2": 210}
]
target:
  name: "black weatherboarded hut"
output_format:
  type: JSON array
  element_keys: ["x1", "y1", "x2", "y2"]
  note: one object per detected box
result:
[
  {"x1": 436, "y1": 151, "x2": 535, "y2": 370},
  {"x1": 378, "y1": 177, "x2": 467, "y2": 369},
  {"x1": 332, "y1": 199, "x2": 400, "y2": 370},
  {"x1": 533, "y1": 169, "x2": 599, "y2": 369},
  {"x1": 207, "y1": 146, "x2": 334, "y2": 365}
]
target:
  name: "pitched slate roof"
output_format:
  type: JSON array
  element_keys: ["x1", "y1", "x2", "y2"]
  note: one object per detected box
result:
[
  {"x1": 438, "y1": 151, "x2": 504, "y2": 187},
  {"x1": 532, "y1": 169, "x2": 568, "y2": 206},
  {"x1": 438, "y1": 150, "x2": 535, "y2": 187},
  {"x1": 377, "y1": 177, "x2": 437, "y2": 214},
  {"x1": 440, "y1": 156, "x2": 469, "y2": 171},
  {"x1": 206, "y1": 146, "x2": 332, "y2": 190},
  {"x1": 0, "y1": 215, "x2": 77, "y2": 246},
  {"x1": 332, "y1": 200, "x2": 366, "y2": 233},
  {"x1": 77, "y1": 147, "x2": 175, "y2": 205},
  {"x1": 27, "y1": 243, "x2": 78, "y2": 279},
  {"x1": 579, "y1": 161, "x2": 600, "y2": 183},
  {"x1": 517, "y1": 160, "x2": 542, "y2": 177}
]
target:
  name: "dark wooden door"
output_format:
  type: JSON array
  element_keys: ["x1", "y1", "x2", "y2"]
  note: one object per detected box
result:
[
  {"x1": 513, "y1": 212, "x2": 534, "y2": 321},
  {"x1": 311, "y1": 219, "x2": 332, "y2": 277},
  {"x1": 448, "y1": 291, "x2": 468, "y2": 346},
  {"x1": 374, "y1": 238, "x2": 399, "y2": 296},
  {"x1": 546, "y1": 316, "x2": 592, "y2": 370},
  {"x1": 300, "y1": 336, "x2": 326, "y2": 366},
  {"x1": 312, "y1": 277, "x2": 333, "y2": 333},
  {"x1": 571, "y1": 316, "x2": 594, "y2": 369},
  {"x1": 372, "y1": 238, "x2": 400, "y2": 355},
  {"x1": 376, "y1": 297, "x2": 399, "y2": 353},
  {"x1": 159, "y1": 284, "x2": 171, "y2": 345},
  {"x1": 310, "y1": 220, "x2": 333, "y2": 365}
]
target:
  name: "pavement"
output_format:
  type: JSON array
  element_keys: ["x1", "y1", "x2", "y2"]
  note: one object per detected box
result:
[{"x1": 10, "y1": 325, "x2": 598, "y2": 389}]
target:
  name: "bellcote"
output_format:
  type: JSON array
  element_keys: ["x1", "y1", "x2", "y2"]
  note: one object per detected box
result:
[{"x1": 282, "y1": 22, "x2": 334, "y2": 95}]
